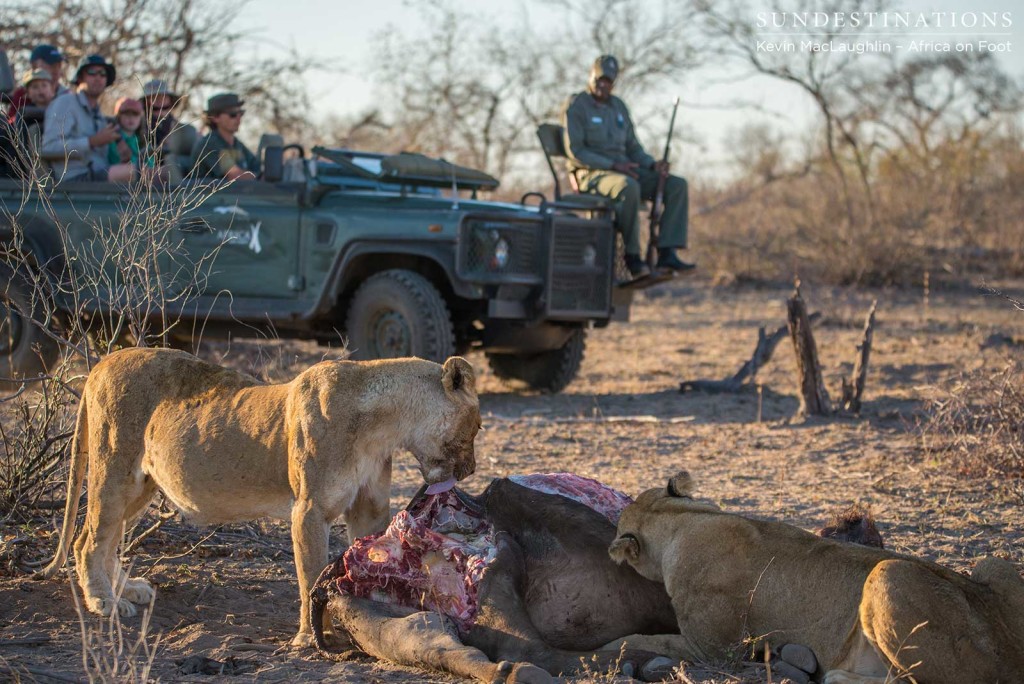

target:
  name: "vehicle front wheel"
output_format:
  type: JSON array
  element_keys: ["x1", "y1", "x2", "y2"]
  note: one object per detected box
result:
[
  {"x1": 345, "y1": 269, "x2": 455, "y2": 363},
  {"x1": 0, "y1": 266, "x2": 60, "y2": 391},
  {"x1": 486, "y1": 328, "x2": 586, "y2": 394}
]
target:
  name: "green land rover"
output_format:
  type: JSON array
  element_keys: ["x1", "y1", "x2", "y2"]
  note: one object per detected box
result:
[{"x1": 0, "y1": 57, "x2": 632, "y2": 393}]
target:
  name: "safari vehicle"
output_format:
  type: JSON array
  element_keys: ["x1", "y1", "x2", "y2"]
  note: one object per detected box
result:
[{"x1": 0, "y1": 51, "x2": 631, "y2": 393}]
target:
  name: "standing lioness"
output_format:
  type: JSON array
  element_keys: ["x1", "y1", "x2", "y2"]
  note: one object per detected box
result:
[
  {"x1": 37, "y1": 348, "x2": 480, "y2": 647},
  {"x1": 610, "y1": 474, "x2": 1024, "y2": 683}
]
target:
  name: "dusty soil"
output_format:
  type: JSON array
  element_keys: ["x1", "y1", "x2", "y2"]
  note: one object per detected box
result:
[{"x1": 2, "y1": 278, "x2": 1023, "y2": 683}]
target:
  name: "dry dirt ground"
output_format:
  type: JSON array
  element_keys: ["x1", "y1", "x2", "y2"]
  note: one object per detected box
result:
[{"x1": 2, "y1": 278, "x2": 1023, "y2": 683}]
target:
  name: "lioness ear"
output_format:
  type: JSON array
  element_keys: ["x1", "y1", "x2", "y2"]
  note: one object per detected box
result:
[
  {"x1": 667, "y1": 471, "x2": 693, "y2": 498},
  {"x1": 608, "y1": 534, "x2": 640, "y2": 565},
  {"x1": 442, "y1": 356, "x2": 476, "y2": 394}
]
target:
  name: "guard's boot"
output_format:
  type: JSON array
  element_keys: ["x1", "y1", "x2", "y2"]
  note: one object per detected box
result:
[
  {"x1": 656, "y1": 248, "x2": 696, "y2": 272},
  {"x1": 624, "y1": 253, "x2": 650, "y2": 278}
]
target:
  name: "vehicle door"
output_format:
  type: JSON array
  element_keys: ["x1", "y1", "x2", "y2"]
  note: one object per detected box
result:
[{"x1": 168, "y1": 182, "x2": 303, "y2": 302}]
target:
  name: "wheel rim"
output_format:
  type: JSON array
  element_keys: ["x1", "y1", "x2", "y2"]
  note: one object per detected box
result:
[
  {"x1": 368, "y1": 309, "x2": 412, "y2": 358},
  {"x1": 0, "y1": 299, "x2": 23, "y2": 357}
]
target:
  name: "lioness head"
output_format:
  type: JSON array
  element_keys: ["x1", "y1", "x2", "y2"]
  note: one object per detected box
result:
[
  {"x1": 415, "y1": 356, "x2": 481, "y2": 484},
  {"x1": 609, "y1": 471, "x2": 716, "y2": 582}
]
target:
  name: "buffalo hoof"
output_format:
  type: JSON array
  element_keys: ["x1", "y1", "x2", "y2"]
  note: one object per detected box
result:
[
  {"x1": 498, "y1": 661, "x2": 551, "y2": 684},
  {"x1": 640, "y1": 656, "x2": 676, "y2": 681}
]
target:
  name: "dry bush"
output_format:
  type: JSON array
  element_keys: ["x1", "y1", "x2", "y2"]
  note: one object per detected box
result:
[
  {"x1": 696, "y1": 125, "x2": 1024, "y2": 286},
  {"x1": 918, "y1": 361, "x2": 1024, "y2": 487},
  {"x1": 0, "y1": 362, "x2": 78, "y2": 521}
]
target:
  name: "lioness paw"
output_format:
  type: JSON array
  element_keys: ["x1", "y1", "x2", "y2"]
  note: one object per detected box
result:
[
  {"x1": 122, "y1": 578, "x2": 156, "y2": 605},
  {"x1": 89, "y1": 596, "x2": 138, "y2": 618},
  {"x1": 291, "y1": 632, "x2": 316, "y2": 650}
]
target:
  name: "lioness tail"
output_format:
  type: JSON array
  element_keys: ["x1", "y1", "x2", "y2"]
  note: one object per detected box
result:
[{"x1": 34, "y1": 392, "x2": 89, "y2": 580}]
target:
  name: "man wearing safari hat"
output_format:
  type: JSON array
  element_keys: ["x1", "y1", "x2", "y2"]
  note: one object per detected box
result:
[
  {"x1": 6, "y1": 44, "x2": 68, "y2": 124},
  {"x1": 562, "y1": 55, "x2": 693, "y2": 278},
  {"x1": 40, "y1": 54, "x2": 134, "y2": 183},
  {"x1": 189, "y1": 92, "x2": 259, "y2": 180},
  {"x1": 140, "y1": 78, "x2": 197, "y2": 178}
]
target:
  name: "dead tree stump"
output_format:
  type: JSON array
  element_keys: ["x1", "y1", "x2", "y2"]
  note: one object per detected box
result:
[
  {"x1": 787, "y1": 286, "x2": 832, "y2": 417},
  {"x1": 840, "y1": 300, "x2": 877, "y2": 414}
]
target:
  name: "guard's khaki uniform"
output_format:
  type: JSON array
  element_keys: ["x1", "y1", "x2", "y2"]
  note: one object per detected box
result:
[{"x1": 562, "y1": 91, "x2": 688, "y2": 255}]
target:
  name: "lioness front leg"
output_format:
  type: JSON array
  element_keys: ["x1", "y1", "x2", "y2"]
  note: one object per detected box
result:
[
  {"x1": 344, "y1": 459, "x2": 391, "y2": 542},
  {"x1": 290, "y1": 499, "x2": 330, "y2": 648}
]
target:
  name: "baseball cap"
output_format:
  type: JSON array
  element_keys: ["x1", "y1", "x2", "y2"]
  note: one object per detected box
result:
[
  {"x1": 22, "y1": 68, "x2": 53, "y2": 87},
  {"x1": 30, "y1": 44, "x2": 64, "y2": 65},
  {"x1": 115, "y1": 97, "x2": 143, "y2": 115},
  {"x1": 591, "y1": 55, "x2": 619, "y2": 82}
]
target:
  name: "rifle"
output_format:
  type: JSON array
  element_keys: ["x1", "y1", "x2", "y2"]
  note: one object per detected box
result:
[{"x1": 646, "y1": 97, "x2": 680, "y2": 269}]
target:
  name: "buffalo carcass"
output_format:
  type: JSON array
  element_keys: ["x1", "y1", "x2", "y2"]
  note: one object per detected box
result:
[{"x1": 310, "y1": 474, "x2": 679, "y2": 683}]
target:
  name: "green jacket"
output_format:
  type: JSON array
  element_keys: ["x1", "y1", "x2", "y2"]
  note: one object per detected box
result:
[
  {"x1": 562, "y1": 91, "x2": 655, "y2": 173},
  {"x1": 107, "y1": 131, "x2": 155, "y2": 168},
  {"x1": 189, "y1": 129, "x2": 260, "y2": 179}
]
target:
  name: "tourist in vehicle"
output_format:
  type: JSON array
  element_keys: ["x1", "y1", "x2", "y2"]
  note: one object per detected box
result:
[
  {"x1": 562, "y1": 55, "x2": 693, "y2": 278},
  {"x1": 189, "y1": 93, "x2": 259, "y2": 181},
  {"x1": 140, "y1": 78, "x2": 197, "y2": 180},
  {"x1": 20, "y1": 69, "x2": 55, "y2": 110},
  {"x1": 40, "y1": 54, "x2": 135, "y2": 183},
  {"x1": 6, "y1": 44, "x2": 68, "y2": 124},
  {"x1": 107, "y1": 98, "x2": 153, "y2": 171}
]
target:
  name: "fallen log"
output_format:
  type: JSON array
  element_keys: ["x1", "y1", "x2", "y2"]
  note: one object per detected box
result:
[{"x1": 680, "y1": 313, "x2": 821, "y2": 394}]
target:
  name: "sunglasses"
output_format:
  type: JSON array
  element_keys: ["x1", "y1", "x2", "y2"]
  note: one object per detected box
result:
[
  {"x1": 83, "y1": 68, "x2": 107, "y2": 77},
  {"x1": 151, "y1": 104, "x2": 174, "y2": 112},
  {"x1": 222, "y1": 109, "x2": 245, "y2": 118}
]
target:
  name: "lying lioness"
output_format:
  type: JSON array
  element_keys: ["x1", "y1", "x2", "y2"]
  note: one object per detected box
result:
[
  {"x1": 37, "y1": 348, "x2": 480, "y2": 647},
  {"x1": 609, "y1": 473, "x2": 1024, "y2": 683}
]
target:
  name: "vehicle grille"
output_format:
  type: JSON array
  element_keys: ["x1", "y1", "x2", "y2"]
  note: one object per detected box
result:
[
  {"x1": 458, "y1": 218, "x2": 543, "y2": 283},
  {"x1": 546, "y1": 217, "x2": 613, "y2": 318}
]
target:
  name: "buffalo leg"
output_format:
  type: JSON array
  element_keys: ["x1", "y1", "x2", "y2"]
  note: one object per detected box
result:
[{"x1": 325, "y1": 593, "x2": 549, "y2": 683}]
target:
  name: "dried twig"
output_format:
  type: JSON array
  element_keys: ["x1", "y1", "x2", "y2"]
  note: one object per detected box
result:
[
  {"x1": 841, "y1": 300, "x2": 877, "y2": 413},
  {"x1": 787, "y1": 284, "x2": 832, "y2": 417}
]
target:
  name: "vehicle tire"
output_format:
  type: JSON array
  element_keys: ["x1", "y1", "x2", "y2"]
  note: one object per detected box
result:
[
  {"x1": 0, "y1": 266, "x2": 60, "y2": 391},
  {"x1": 486, "y1": 328, "x2": 586, "y2": 394},
  {"x1": 346, "y1": 269, "x2": 455, "y2": 363}
]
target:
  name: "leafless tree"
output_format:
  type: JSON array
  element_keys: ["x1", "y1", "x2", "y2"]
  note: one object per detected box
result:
[
  {"x1": 368, "y1": 0, "x2": 703, "y2": 183},
  {"x1": 0, "y1": 0, "x2": 317, "y2": 138}
]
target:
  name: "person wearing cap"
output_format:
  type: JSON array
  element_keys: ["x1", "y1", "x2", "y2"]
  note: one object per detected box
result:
[
  {"x1": 189, "y1": 93, "x2": 259, "y2": 181},
  {"x1": 140, "y1": 79, "x2": 197, "y2": 180},
  {"x1": 40, "y1": 54, "x2": 135, "y2": 183},
  {"x1": 562, "y1": 55, "x2": 694, "y2": 278},
  {"x1": 6, "y1": 44, "x2": 68, "y2": 125},
  {"x1": 21, "y1": 69, "x2": 55, "y2": 109},
  {"x1": 107, "y1": 98, "x2": 154, "y2": 170}
]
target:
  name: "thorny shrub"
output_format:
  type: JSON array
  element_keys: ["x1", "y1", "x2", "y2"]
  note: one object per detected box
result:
[{"x1": 918, "y1": 361, "x2": 1024, "y2": 491}]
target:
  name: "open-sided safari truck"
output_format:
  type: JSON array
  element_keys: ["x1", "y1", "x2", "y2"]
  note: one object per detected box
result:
[{"x1": 0, "y1": 49, "x2": 634, "y2": 393}]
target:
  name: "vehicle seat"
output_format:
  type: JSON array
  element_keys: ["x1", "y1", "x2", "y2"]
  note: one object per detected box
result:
[
  {"x1": 161, "y1": 122, "x2": 198, "y2": 183},
  {"x1": 536, "y1": 123, "x2": 611, "y2": 211},
  {"x1": 258, "y1": 133, "x2": 284, "y2": 182}
]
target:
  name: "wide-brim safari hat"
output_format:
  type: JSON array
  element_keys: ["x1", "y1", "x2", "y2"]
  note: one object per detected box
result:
[
  {"x1": 141, "y1": 78, "x2": 180, "y2": 102},
  {"x1": 73, "y1": 54, "x2": 116, "y2": 87},
  {"x1": 205, "y1": 92, "x2": 244, "y2": 116}
]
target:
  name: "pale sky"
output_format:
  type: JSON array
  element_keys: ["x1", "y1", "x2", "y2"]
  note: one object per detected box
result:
[{"x1": 239, "y1": 0, "x2": 1024, "y2": 178}]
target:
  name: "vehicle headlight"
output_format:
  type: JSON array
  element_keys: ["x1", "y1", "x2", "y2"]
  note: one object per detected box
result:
[
  {"x1": 582, "y1": 243, "x2": 597, "y2": 267},
  {"x1": 491, "y1": 236, "x2": 510, "y2": 270}
]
